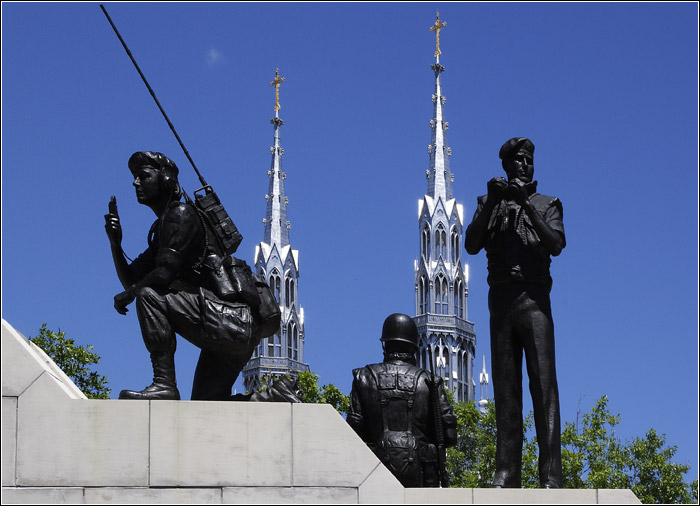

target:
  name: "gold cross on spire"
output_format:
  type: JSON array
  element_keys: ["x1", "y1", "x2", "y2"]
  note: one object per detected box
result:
[
  {"x1": 429, "y1": 11, "x2": 446, "y2": 58},
  {"x1": 270, "y1": 68, "x2": 286, "y2": 111}
]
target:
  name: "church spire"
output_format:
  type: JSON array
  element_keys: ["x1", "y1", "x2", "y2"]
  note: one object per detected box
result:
[
  {"x1": 414, "y1": 13, "x2": 476, "y2": 404},
  {"x1": 479, "y1": 355, "x2": 490, "y2": 413},
  {"x1": 263, "y1": 68, "x2": 290, "y2": 247},
  {"x1": 427, "y1": 11, "x2": 454, "y2": 201},
  {"x1": 246, "y1": 68, "x2": 309, "y2": 394}
]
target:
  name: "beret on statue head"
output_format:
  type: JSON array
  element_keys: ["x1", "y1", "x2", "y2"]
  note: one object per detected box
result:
[
  {"x1": 499, "y1": 137, "x2": 535, "y2": 160},
  {"x1": 128, "y1": 151, "x2": 179, "y2": 180}
]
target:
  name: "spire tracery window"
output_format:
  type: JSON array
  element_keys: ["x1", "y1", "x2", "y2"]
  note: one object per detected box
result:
[
  {"x1": 429, "y1": 337, "x2": 438, "y2": 371},
  {"x1": 435, "y1": 224, "x2": 447, "y2": 259},
  {"x1": 451, "y1": 227, "x2": 461, "y2": 263},
  {"x1": 422, "y1": 224, "x2": 430, "y2": 259},
  {"x1": 268, "y1": 334, "x2": 281, "y2": 357},
  {"x1": 434, "y1": 278, "x2": 441, "y2": 314},
  {"x1": 454, "y1": 279, "x2": 464, "y2": 318},
  {"x1": 434, "y1": 275, "x2": 448, "y2": 314},
  {"x1": 458, "y1": 352, "x2": 463, "y2": 383},
  {"x1": 419, "y1": 275, "x2": 429, "y2": 314},
  {"x1": 462, "y1": 350, "x2": 468, "y2": 385},
  {"x1": 424, "y1": 346, "x2": 430, "y2": 372},
  {"x1": 293, "y1": 324, "x2": 299, "y2": 361},
  {"x1": 285, "y1": 276, "x2": 295, "y2": 308},
  {"x1": 442, "y1": 277, "x2": 448, "y2": 314},
  {"x1": 274, "y1": 333, "x2": 281, "y2": 357},
  {"x1": 443, "y1": 346, "x2": 450, "y2": 380},
  {"x1": 269, "y1": 269, "x2": 281, "y2": 303}
]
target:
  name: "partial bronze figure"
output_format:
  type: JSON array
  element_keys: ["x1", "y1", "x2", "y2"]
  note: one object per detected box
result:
[
  {"x1": 464, "y1": 137, "x2": 566, "y2": 488},
  {"x1": 347, "y1": 314, "x2": 457, "y2": 487},
  {"x1": 105, "y1": 151, "x2": 273, "y2": 401}
]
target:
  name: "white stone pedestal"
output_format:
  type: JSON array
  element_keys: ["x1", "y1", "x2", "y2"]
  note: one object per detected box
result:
[{"x1": 1, "y1": 319, "x2": 640, "y2": 504}]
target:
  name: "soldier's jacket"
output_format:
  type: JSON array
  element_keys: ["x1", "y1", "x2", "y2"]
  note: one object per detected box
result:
[
  {"x1": 129, "y1": 200, "x2": 258, "y2": 306},
  {"x1": 471, "y1": 182, "x2": 566, "y2": 288},
  {"x1": 347, "y1": 359, "x2": 457, "y2": 487}
]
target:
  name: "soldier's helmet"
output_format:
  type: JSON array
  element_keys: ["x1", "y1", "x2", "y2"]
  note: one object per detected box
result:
[{"x1": 380, "y1": 313, "x2": 419, "y2": 349}]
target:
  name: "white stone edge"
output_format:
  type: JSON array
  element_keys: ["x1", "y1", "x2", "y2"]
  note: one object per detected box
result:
[{"x1": 2, "y1": 319, "x2": 86, "y2": 399}]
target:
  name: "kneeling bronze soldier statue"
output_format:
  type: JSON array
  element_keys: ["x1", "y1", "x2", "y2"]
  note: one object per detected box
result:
[
  {"x1": 105, "y1": 151, "x2": 272, "y2": 401},
  {"x1": 347, "y1": 314, "x2": 457, "y2": 487}
]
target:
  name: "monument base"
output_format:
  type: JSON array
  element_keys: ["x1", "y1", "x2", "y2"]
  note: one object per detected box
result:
[
  {"x1": 1, "y1": 319, "x2": 640, "y2": 504},
  {"x1": 1, "y1": 486, "x2": 642, "y2": 504}
]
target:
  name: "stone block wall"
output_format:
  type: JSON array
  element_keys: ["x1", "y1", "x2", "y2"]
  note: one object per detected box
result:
[{"x1": 1, "y1": 319, "x2": 639, "y2": 504}]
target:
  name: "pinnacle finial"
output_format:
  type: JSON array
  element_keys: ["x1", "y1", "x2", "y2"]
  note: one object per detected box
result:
[
  {"x1": 270, "y1": 68, "x2": 286, "y2": 112},
  {"x1": 429, "y1": 11, "x2": 446, "y2": 58}
]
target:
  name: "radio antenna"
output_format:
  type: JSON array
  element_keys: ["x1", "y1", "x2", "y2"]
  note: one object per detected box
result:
[{"x1": 100, "y1": 4, "x2": 208, "y2": 187}]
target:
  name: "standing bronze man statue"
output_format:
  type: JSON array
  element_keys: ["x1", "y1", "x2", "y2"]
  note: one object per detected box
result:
[
  {"x1": 104, "y1": 151, "x2": 263, "y2": 401},
  {"x1": 464, "y1": 137, "x2": 566, "y2": 488},
  {"x1": 347, "y1": 314, "x2": 457, "y2": 487}
]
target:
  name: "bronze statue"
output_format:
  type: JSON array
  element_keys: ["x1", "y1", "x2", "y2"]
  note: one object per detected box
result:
[
  {"x1": 465, "y1": 137, "x2": 566, "y2": 488},
  {"x1": 347, "y1": 314, "x2": 457, "y2": 487},
  {"x1": 104, "y1": 151, "x2": 263, "y2": 401}
]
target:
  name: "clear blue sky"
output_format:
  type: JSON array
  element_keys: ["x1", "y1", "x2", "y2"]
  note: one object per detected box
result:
[{"x1": 2, "y1": 2, "x2": 698, "y2": 483}]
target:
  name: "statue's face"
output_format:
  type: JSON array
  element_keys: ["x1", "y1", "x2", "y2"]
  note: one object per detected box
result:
[
  {"x1": 132, "y1": 166, "x2": 161, "y2": 205},
  {"x1": 503, "y1": 150, "x2": 534, "y2": 183}
]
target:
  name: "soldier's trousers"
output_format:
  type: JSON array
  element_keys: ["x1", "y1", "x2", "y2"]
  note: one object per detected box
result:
[
  {"x1": 134, "y1": 286, "x2": 259, "y2": 401},
  {"x1": 488, "y1": 283, "x2": 562, "y2": 488}
]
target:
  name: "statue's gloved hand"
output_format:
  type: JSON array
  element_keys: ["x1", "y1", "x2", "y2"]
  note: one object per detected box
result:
[
  {"x1": 104, "y1": 195, "x2": 123, "y2": 247},
  {"x1": 507, "y1": 178, "x2": 530, "y2": 205},
  {"x1": 487, "y1": 177, "x2": 507, "y2": 202},
  {"x1": 114, "y1": 286, "x2": 136, "y2": 315}
]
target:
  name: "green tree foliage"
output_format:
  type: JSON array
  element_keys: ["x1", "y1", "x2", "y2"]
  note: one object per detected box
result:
[
  {"x1": 627, "y1": 429, "x2": 698, "y2": 504},
  {"x1": 296, "y1": 370, "x2": 350, "y2": 415},
  {"x1": 447, "y1": 394, "x2": 697, "y2": 504},
  {"x1": 446, "y1": 396, "x2": 497, "y2": 488},
  {"x1": 560, "y1": 395, "x2": 635, "y2": 490},
  {"x1": 520, "y1": 411, "x2": 541, "y2": 488},
  {"x1": 29, "y1": 324, "x2": 111, "y2": 399}
]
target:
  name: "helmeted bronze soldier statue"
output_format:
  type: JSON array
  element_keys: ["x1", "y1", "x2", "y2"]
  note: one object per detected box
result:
[
  {"x1": 347, "y1": 313, "x2": 457, "y2": 487},
  {"x1": 104, "y1": 151, "x2": 263, "y2": 401},
  {"x1": 464, "y1": 137, "x2": 566, "y2": 488}
]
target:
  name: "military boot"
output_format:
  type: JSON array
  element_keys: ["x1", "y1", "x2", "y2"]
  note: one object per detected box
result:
[
  {"x1": 119, "y1": 352, "x2": 180, "y2": 400},
  {"x1": 248, "y1": 375, "x2": 302, "y2": 403}
]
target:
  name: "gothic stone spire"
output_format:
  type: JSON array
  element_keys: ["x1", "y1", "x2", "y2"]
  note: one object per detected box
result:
[
  {"x1": 414, "y1": 14, "x2": 476, "y2": 404},
  {"x1": 263, "y1": 69, "x2": 290, "y2": 248},
  {"x1": 426, "y1": 12, "x2": 454, "y2": 201},
  {"x1": 247, "y1": 69, "x2": 309, "y2": 394}
]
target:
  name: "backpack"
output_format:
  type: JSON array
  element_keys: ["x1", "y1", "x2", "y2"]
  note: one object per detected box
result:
[
  {"x1": 185, "y1": 197, "x2": 280, "y2": 339},
  {"x1": 368, "y1": 364, "x2": 424, "y2": 487},
  {"x1": 377, "y1": 430, "x2": 422, "y2": 487}
]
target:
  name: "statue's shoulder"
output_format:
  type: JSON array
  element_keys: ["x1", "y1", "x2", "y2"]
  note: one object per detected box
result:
[
  {"x1": 352, "y1": 363, "x2": 382, "y2": 387},
  {"x1": 353, "y1": 364, "x2": 376, "y2": 378},
  {"x1": 162, "y1": 201, "x2": 199, "y2": 224},
  {"x1": 530, "y1": 193, "x2": 562, "y2": 210},
  {"x1": 411, "y1": 365, "x2": 433, "y2": 384}
]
